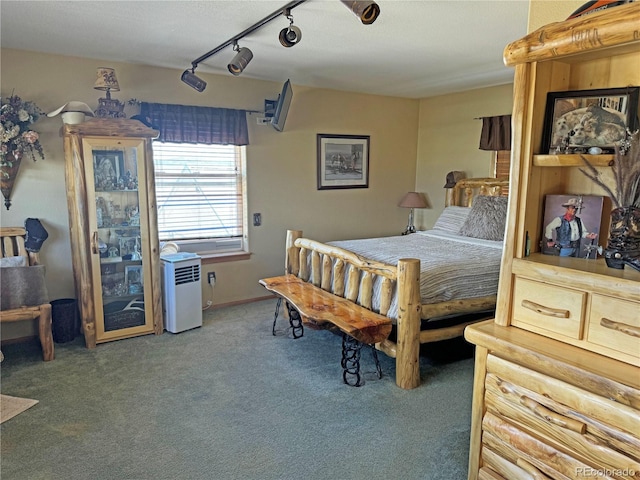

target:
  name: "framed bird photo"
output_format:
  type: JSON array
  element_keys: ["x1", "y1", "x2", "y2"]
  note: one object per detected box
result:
[
  {"x1": 541, "y1": 87, "x2": 639, "y2": 154},
  {"x1": 541, "y1": 194, "x2": 607, "y2": 259}
]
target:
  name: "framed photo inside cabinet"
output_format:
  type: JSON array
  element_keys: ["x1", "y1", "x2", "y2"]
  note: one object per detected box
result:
[
  {"x1": 124, "y1": 265, "x2": 143, "y2": 294},
  {"x1": 541, "y1": 194, "x2": 606, "y2": 259},
  {"x1": 317, "y1": 134, "x2": 369, "y2": 190},
  {"x1": 541, "y1": 87, "x2": 639, "y2": 154},
  {"x1": 93, "y1": 150, "x2": 124, "y2": 191}
]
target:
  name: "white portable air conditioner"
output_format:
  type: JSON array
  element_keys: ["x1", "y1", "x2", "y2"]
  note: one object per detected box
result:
[{"x1": 160, "y1": 252, "x2": 203, "y2": 333}]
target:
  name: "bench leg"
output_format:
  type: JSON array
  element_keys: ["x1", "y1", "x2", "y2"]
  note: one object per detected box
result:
[
  {"x1": 271, "y1": 297, "x2": 282, "y2": 336},
  {"x1": 341, "y1": 333, "x2": 363, "y2": 387},
  {"x1": 285, "y1": 301, "x2": 304, "y2": 339},
  {"x1": 370, "y1": 345, "x2": 382, "y2": 379},
  {"x1": 271, "y1": 298, "x2": 304, "y2": 338}
]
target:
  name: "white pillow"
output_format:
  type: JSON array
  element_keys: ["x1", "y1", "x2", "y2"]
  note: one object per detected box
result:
[
  {"x1": 432, "y1": 206, "x2": 472, "y2": 233},
  {"x1": 0, "y1": 256, "x2": 28, "y2": 268}
]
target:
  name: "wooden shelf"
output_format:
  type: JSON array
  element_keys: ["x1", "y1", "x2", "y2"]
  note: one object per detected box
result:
[
  {"x1": 533, "y1": 154, "x2": 614, "y2": 167},
  {"x1": 512, "y1": 254, "x2": 640, "y2": 301}
]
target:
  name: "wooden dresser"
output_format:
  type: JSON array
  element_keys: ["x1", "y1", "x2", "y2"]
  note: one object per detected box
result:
[{"x1": 465, "y1": 4, "x2": 640, "y2": 479}]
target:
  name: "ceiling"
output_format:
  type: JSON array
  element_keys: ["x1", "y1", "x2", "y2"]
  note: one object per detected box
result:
[{"x1": 0, "y1": 0, "x2": 530, "y2": 99}]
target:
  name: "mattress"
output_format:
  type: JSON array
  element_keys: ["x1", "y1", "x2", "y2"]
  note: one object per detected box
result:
[{"x1": 328, "y1": 230, "x2": 503, "y2": 320}]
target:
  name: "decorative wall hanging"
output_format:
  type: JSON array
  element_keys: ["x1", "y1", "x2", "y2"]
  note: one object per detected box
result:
[
  {"x1": 0, "y1": 95, "x2": 45, "y2": 209},
  {"x1": 317, "y1": 134, "x2": 369, "y2": 190}
]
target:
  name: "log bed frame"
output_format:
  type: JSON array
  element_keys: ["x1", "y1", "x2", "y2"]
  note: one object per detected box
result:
[{"x1": 268, "y1": 177, "x2": 509, "y2": 389}]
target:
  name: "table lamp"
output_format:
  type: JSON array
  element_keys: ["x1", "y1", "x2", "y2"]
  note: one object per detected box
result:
[
  {"x1": 399, "y1": 192, "x2": 428, "y2": 235},
  {"x1": 94, "y1": 67, "x2": 125, "y2": 118}
]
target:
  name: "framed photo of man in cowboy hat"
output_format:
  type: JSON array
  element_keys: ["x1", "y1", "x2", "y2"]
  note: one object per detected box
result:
[{"x1": 541, "y1": 194, "x2": 607, "y2": 259}]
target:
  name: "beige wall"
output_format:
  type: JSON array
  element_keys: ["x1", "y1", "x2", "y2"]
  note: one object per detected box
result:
[
  {"x1": 1, "y1": 48, "x2": 419, "y2": 339},
  {"x1": 414, "y1": 84, "x2": 514, "y2": 228},
  {"x1": 528, "y1": 0, "x2": 584, "y2": 31},
  {"x1": 2, "y1": 2, "x2": 582, "y2": 341}
]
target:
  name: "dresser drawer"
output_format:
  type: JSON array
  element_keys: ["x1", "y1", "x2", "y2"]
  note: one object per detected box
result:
[
  {"x1": 588, "y1": 294, "x2": 640, "y2": 364},
  {"x1": 482, "y1": 413, "x2": 596, "y2": 479},
  {"x1": 511, "y1": 277, "x2": 586, "y2": 340},
  {"x1": 484, "y1": 355, "x2": 640, "y2": 475}
]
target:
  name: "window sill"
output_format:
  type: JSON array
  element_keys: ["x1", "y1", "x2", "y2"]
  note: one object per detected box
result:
[{"x1": 199, "y1": 251, "x2": 252, "y2": 264}]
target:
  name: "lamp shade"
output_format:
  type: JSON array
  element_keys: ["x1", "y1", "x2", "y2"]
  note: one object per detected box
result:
[
  {"x1": 94, "y1": 67, "x2": 120, "y2": 91},
  {"x1": 398, "y1": 192, "x2": 427, "y2": 208}
]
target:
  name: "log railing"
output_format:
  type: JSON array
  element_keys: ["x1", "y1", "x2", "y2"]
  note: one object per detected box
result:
[
  {"x1": 285, "y1": 231, "x2": 397, "y2": 316},
  {"x1": 285, "y1": 229, "x2": 422, "y2": 389}
]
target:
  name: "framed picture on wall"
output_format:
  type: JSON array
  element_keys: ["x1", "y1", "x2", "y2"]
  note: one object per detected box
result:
[{"x1": 317, "y1": 134, "x2": 370, "y2": 190}]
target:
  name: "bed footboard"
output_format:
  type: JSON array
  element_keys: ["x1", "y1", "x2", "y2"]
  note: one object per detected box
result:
[{"x1": 285, "y1": 230, "x2": 422, "y2": 389}]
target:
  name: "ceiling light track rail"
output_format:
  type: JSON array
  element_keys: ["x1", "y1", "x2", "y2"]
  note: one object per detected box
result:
[
  {"x1": 181, "y1": 0, "x2": 380, "y2": 92},
  {"x1": 191, "y1": 0, "x2": 308, "y2": 69}
]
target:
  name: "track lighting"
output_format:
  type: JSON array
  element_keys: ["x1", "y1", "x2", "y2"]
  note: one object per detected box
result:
[
  {"x1": 279, "y1": 10, "x2": 302, "y2": 47},
  {"x1": 340, "y1": 0, "x2": 380, "y2": 24},
  {"x1": 181, "y1": 68, "x2": 207, "y2": 92},
  {"x1": 181, "y1": 0, "x2": 382, "y2": 90},
  {"x1": 228, "y1": 42, "x2": 254, "y2": 76}
]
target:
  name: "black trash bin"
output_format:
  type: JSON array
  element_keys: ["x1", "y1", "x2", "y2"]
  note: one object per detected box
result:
[{"x1": 51, "y1": 298, "x2": 79, "y2": 343}]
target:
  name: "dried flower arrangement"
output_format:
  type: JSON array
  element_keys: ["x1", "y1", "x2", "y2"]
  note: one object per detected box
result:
[
  {"x1": 580, "y1": 129, "x2": 640, "y2": 271},
  {"x1": 0, "y1": 94, "x2": 45, "y2": 168}
]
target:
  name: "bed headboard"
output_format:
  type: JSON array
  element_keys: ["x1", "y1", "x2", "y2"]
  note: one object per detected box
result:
[{"x1": 445, "y1": 177, "x2": 509, "y2": 207}]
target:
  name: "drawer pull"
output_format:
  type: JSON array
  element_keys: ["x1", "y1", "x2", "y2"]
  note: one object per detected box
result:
[
  {"x1": 520, "y1": 396, "x2": 586, "y2": 434},
  {"x1": 516, "y1": 458, "x2": 551, "y2": 480},
  {"x1": 600, "y1": 318, "x2": 640, "y2": 338},
  {"x1": 521, "y1": 300, "x2": 569, "y2": 318}
]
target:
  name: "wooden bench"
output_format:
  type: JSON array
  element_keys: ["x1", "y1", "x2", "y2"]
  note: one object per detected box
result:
[{"x1": 259, "y1": 274, "x2": 392, "y2": 386}]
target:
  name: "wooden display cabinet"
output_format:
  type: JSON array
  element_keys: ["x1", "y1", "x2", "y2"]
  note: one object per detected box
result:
[
  {"x1": 63, "y1": 119, "x2": 163, "y2": 347},
  {"x1": 465, "y1": 4, "x2": 640, "y2": 479}
]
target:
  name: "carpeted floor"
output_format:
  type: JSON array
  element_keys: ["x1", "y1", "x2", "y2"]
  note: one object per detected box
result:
[{"x1": 0, "y1": 299, "x2": 476, "y2": 480}]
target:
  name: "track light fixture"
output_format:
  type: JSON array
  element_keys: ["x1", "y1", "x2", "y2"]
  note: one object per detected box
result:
[
  {"x1": 227, "y1": 41, "x2": 254, "y2": 76},
  {"x1": 181, "y1": 0, "x2": 381, "y2": 91},
  {"x1": 340, "y1": 0, "x2": 380, "y2": 24},
  {"x1": 181, "y1": 68, "x2": 207, "y2": 92},
  {"x1": 279, "y1": 9, "x2": 302, "y2": 47}
]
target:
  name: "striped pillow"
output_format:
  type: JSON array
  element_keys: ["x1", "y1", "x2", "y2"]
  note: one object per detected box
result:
[{"x1": 432, "y1": 206, "x2": 472, "y2": 233}]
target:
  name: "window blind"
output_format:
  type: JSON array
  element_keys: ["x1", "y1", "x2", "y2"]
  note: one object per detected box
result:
[{"x1": 153, "y1": 142, "x2": 243, "y2": 241}]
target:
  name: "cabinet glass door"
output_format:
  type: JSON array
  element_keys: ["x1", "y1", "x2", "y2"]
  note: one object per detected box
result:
[{"x1": 83, "y1": 138, "x2": 154, "y2": 341}]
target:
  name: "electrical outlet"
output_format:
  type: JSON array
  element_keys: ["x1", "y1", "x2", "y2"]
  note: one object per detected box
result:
[
  {"x1": 208, "y1": 272, "x2": 216, "y2": 284},
  {"x1": 253, "y1": 213, "x2": 262, "y2": 226}
]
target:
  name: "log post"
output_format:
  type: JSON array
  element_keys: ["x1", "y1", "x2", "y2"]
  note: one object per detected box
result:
[
  {"x1": 379, "y1": 277, "x2": 393, "y2": 316},
  {"x1": 360, "y1": 271, "x2": 373, "y2": 310},
  {"x1": 298, "y1": 248, "x2": 309, "y2": 281},
  {"x1": 38, "y1": 303, "x2": 54, "y2": 361},
  {"x1": 395, "y1": 258, "x2": 421, "y2": 389},
  {"x1": 285, "y1": 230, "x2": 302, "y2": 275},
  {"x1": 346, "y1": 266, "x2": 360, "y2": 302},
  {"x1": 321, "y1": 255, "x2": 332, "y2": 291},
  {"x1": 333, "y1": 259, "x2": 345, "y2": 297},
  {"x1": 311, "y1": 251, "x2": 321, "y2": 287}
]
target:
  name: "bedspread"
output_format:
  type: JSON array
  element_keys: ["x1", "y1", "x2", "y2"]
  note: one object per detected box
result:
[{"x1": 328, "y1": 230, "x2": 503, "y2": 320}]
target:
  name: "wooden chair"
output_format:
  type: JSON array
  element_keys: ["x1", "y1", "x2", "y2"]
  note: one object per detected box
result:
[{"x1": 0, "y1": 227, "x2": 54, "y2": 361}]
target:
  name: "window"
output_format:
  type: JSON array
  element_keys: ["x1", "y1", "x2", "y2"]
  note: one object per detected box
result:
[
  {"x1": 152, "y1": 142, "x2": 247, "y2": 256},
  {"x1": 492, "y1": 150, "x2": 511, "y2": 196}
]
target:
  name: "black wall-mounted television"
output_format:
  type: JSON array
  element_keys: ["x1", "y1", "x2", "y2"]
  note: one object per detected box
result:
[{"x1": 270, "y1": 79, "x2": 293, "y2": 132}]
